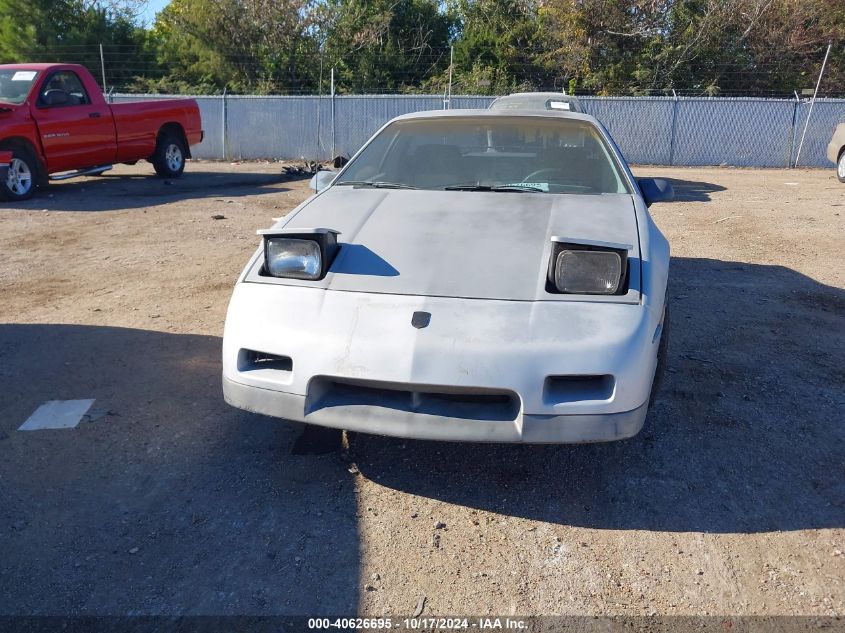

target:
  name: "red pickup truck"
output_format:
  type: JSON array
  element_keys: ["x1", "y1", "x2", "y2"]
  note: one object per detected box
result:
[{"x1": 0, "y1": 63, "x2": 202, "y2": 200}]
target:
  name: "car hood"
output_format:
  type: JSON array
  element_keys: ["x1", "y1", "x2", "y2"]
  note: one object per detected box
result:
[{"x1": 270, "y1": 188, "x2": 640, "y2": 302}]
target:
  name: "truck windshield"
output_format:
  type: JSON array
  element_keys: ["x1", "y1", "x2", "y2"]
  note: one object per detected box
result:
[
  {"x1": 335, "y1": 117, "x2": 630, "y2": 194},
  {"x1": 0, "y1": 70, "x2": 38, "y2": 105}
]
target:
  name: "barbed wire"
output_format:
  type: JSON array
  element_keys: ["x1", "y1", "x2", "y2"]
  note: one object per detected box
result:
[{"x1": 11, "y1": 43, "x2": 844, "y2": 98}]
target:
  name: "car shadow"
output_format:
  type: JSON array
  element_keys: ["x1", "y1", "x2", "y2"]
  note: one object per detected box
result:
[
  {"x1": 352, "y1": 257, "x2": 845, "y2": 534},
  {"x1": 2, "y1": 168, "x2": 301, "y2": 213},
  {"x1": 654, "y1": 177, "x2": 726, "y2": 203},
  {"x1": 1, "y1": 260, "x2": 840, "y2": 617},
  {"x1": 0, "y1": 324, "x2": 358, "y2": 615}
]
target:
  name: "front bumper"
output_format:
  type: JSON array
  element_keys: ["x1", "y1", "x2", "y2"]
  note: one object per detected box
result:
[
  {"x1": 224, "y1": 376, "x2": 647, "y2": 443},
  {"x1": 222, "y1": 282, "x2": 664, "y2": 443}
]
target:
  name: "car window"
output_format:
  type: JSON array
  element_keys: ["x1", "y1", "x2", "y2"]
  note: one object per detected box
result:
[
  {"x1": 39, "y1": 71, "x2": 90, "y2": 107},
  {"x1": 336, "y1": 117, "x2": 630, "y2": 194},
  {"x1": 0, "y1": 70, "x2": 39, "y2": 105}
]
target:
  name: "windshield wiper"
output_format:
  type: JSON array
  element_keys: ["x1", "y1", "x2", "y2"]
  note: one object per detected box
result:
[
  {"x1": 337, "y1": 180, "x2": 418, "y2": 189},
  {"x1": 444, "y1": 184, "x2": 545, "y2": 193},
  {"x1": 492, "y1": 184, "x2": 545, "y2": 192}
]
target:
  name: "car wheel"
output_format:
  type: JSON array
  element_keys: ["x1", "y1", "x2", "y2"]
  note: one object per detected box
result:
[
  {"x1": 837, "y1": 151, "x2": 845, "y2": 184},
  {"x1": 152, "y1": 133, "x2": 187, "y2": 178},
  {"x1": 0, "y1": 147, "x2": 38, "y2": 201}
]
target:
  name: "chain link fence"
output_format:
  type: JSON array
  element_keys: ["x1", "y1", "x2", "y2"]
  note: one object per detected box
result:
[{"x1": 112, "y1": 93, "x2": 845, "y2": 168}]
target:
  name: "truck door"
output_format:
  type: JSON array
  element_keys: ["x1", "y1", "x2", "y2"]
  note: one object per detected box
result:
[{"x1": 32, "y1": 70, "x2": 117, "y2": 173}]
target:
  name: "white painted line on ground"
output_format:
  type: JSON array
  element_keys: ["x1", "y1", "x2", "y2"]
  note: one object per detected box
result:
[{"x1": 18, "y1": 399, "x2": 96, "y2": 431}]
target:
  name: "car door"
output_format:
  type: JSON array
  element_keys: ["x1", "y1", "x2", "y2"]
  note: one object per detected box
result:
[{"x1": 32, "y1": 70, "x2": 117, "y2": 173}]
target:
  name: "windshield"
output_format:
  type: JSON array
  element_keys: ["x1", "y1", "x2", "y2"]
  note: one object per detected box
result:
[
  {"x1": 0, "y1": 70, "x2": 38, "y2": 105},
  {"x1": 335, "y1": 116, "x2": 630, "y2": 194}
]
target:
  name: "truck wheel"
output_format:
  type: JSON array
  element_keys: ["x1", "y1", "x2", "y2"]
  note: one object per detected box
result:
[
  {"x1": 152, "y1": 133, "x2": 186, "y2": 178},
  {"x1": 1, "y1": 147, "x2": 38, "y2": 201},
  {"x1": 838, "y1": 151, "x2": 845, "y2": 184}
]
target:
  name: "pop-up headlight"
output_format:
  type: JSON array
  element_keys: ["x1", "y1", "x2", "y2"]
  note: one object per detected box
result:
[
  {"x1": 258, "y1": 228, "x2": 340, "y2": 280},
  {"x1": 548, "y1": 237, "x2": 631, "y2": 295}
]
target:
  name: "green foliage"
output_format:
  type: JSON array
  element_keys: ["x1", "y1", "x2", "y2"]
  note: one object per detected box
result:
[
  {"x1": 318, "y1": 0, "x2": 452, "y2": 94},
  {"x1": 539, "y1": 0, "x2": 845, "y2": 95},
  {"x1": 0, "y1": 0, "x2": 843, "y2": 95},
  {"x1": 0, "y1": 0, "x2": 147, "y2": 87},
  {"x1": 144, "y1": 0, "x2": 250, "y2": 93},
  {"x1": 447, "y1": 0, "x2": 548, "y2": 94}
]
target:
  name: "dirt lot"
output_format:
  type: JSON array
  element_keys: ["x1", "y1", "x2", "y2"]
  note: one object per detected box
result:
[{"x1": 0, "y1": 161, "x2": 843, "y2": 618}]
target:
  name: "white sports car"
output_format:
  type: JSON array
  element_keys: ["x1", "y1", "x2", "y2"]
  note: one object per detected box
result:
[{"x1": 222, "y1": 109, "x2": 673, "y2": 443}]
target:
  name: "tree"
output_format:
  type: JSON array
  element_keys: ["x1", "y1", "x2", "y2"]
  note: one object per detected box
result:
[
  {"x1": 538, "y1": 0, "x2": 845, "y2": 96},
  {"x1": 0, "y1": 0, "x2": 149, "y2": 89},
  {"x1": 142, "y1": 0, "x2": 319, "y2": 94},
  {"x1": 446, "y1": 0, "x2": 546, "y2": 94},
  {"x1": 4, "y1": 0, "x2": 842, "y2": 95},
  {"x1": 538, "y1": 0, "x2": 677, "y2": 95},
  {"x1": 316, "y1": 0, "x2": 452, "y2": 93},
  {"x1": 0, "y1": 0, "x2": 141, "y2": 64}
]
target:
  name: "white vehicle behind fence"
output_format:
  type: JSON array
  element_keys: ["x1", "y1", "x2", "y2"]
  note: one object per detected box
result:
[
  {"x1": 827, "y1": 123, "x2": 845, "y2": 183},
  {"x1": 489, "y1": 92, "x2": 584, "y2": 114}
]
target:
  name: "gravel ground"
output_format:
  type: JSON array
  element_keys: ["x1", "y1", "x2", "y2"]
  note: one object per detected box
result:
[{"x1": 0, "y1": 161, "x2": 842, "y2": 617}]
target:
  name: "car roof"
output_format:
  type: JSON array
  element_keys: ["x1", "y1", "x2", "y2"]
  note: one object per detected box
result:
[
  {"x1": 392, "y1": 108, "x2": 599, "y2": 126},
  {"x1": 496, "y1": 92, "x2": 580, "y2": 99},
  {"x1": 490, "y1": 92, "x2": 583, "y2": 112},
  {"x1": 1, "y1": 63, "x2": 64, "y2": 70},
  {"x1": 0, "y1": 63, "x2": 81, "y2": 73}
]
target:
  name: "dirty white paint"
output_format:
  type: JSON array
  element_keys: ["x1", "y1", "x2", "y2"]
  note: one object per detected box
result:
[{"x1": 19, "y1": 400, "x2": 96, "y2": 431}]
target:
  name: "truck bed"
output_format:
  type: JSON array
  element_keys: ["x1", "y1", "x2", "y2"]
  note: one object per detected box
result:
[{"x1": 110, "y1": 98, "x2": 203, "y2": 163}]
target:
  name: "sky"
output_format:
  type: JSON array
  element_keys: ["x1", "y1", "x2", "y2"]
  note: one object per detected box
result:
[{"x1": 141, "y1": 0, "x2": 170, "y2": 26}]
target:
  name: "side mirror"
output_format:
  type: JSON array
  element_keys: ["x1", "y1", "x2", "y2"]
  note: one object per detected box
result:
[
  {"x1": 637, "y1": 178, "x2": 674, "y2": 207},
  {"x1": 309, "y1": 170, "x2": 336, "y2": 192}
]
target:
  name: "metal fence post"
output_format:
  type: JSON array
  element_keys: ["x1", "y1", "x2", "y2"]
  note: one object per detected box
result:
[
  {"x1": 221, "y1": 87, "x2": 228, "y2": 161},
  {"x1": 447, "y1": 46, "x2": 453, "y2": 110},
  {"x1": 331, "y1": 67, "x2": 336, "y2": 159},
  {"x1": 795, "y1": 40, "x2": 832, "y2": 168},
  {"x1": 788, "y1": 93, "x2": 800, "y2": 168},
  {"x1": 99, "y1": 43, "x2": 107, "y2": 94},
  {"x1": 317, "y1": 51, "x2": 324, "y2": 159},
  {"x1": 668, "y1": 90, "x2": 679, "y2": 167}
]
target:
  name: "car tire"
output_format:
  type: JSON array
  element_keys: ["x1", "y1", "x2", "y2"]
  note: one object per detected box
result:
[
  {"x1": 837, "y1": 150, "x2": 845, "y2": 184},
  {"x1": 152, "y1": 133, "x2": 187, "y2": 178},
  {"x1": 0, "y1": 146, "x2": 38, "y2": 201}
]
